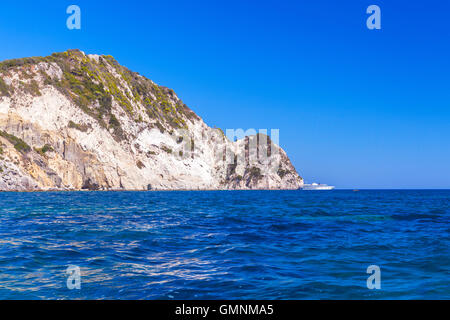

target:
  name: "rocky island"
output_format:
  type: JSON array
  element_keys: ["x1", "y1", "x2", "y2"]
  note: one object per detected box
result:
[{"x1": 0, "y1": 50, "x2": 303, "y2": 191}]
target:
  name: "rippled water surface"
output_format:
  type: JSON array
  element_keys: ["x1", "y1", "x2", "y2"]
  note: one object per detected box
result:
[{"x1": 0, "y1": 190, "x2": 448, "y2": 299}]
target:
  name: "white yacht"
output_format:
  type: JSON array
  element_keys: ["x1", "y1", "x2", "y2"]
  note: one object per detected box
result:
[{"x1": 301, "y1": 183, "x2": 335, "y2": 190}]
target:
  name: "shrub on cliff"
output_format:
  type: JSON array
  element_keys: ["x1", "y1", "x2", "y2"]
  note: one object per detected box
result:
[
  {"x1": 0, "y1": 77, "x2": 10, "y2": 96},
  {"x1": 0, "y1": 131, "x2": 31, "y2": 153}
]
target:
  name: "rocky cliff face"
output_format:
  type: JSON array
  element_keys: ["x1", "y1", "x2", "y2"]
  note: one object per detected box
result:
[{"x1": 0, "y1": 50, "x2": 303, "y2": 191}]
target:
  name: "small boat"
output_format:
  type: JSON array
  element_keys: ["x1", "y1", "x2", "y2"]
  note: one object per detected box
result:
[{"x1": 301, "y1": 183, "x2": 335, "y2": 190}]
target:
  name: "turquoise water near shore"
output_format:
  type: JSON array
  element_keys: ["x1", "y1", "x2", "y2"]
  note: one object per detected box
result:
[{"x1": 0, "y1": 190, "x2": 448, "y2": 299}]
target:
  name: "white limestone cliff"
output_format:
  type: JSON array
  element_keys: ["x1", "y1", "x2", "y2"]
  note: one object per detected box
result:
[{"x1": 0, "y1": 50, "x2": 303, "y2": 191}]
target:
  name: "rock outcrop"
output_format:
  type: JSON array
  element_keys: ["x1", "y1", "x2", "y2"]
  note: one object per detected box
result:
[{"x1": 0, "y1": 50, "x2": 303, "y2": 191}]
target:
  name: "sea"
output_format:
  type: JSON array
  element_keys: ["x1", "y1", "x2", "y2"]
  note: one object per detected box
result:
[{"x1": 0, "y1": 190, "x2": 448, "y2": 300}]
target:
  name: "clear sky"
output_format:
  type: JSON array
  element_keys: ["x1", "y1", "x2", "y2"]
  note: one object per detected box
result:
[{"x1": 0, "y1": 0, "x2": 449, "y2": 189}]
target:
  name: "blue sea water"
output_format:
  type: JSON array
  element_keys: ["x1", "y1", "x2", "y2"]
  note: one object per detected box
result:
[{"x1": 0, "y1": 190, "x2": 448, "y2": 300}]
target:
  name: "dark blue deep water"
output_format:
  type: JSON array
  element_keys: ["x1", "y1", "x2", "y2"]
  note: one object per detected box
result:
[{"x1": 0, "y1": 190, "x2": 448, "y2": 300}]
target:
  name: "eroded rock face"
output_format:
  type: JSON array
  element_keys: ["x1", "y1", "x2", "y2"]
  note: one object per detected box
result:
[{"x1": 0, "y1": 50, "x2": 303, "y2": 191}]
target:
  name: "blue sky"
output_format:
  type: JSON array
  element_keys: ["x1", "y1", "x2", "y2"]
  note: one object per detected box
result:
[{"x1": 0, "y1": 0, "x2": 449, "y2": 188}]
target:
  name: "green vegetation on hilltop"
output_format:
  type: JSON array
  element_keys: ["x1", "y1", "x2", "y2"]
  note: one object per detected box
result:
[
  {"x1": 0, "y1": 49, "x2": 201, "y2": 141},
  {"x1": 0, "y1": 56, "x2": 52, "y2": 71}
]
